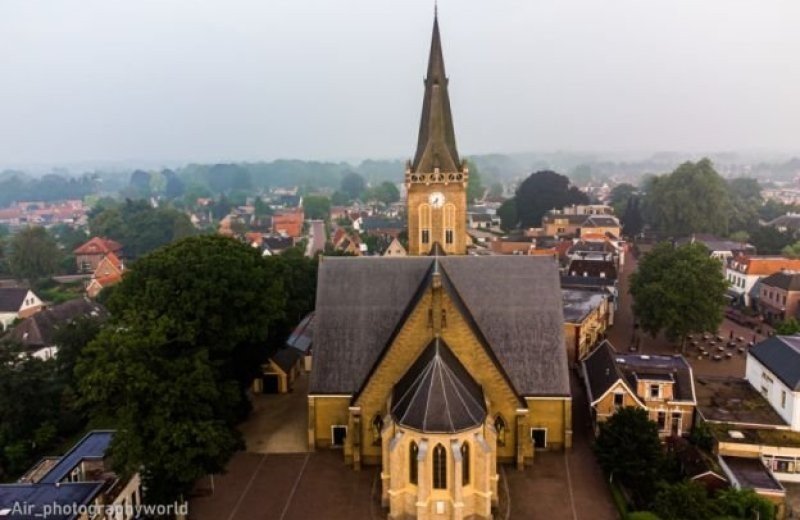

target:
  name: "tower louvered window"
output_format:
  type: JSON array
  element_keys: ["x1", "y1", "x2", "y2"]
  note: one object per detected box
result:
[{"x1": 420, "y1": 204, "x2": 431, "y2": 244}]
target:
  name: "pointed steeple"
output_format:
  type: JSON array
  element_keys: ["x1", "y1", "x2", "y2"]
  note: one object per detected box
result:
[{"x1": 410, "y1": 11, "x2": 461, "y2": 173}]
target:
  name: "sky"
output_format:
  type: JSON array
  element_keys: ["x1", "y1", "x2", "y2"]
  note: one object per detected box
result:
[{"x1": 1, "y1": 0, "x2": 799, "y2": 167}]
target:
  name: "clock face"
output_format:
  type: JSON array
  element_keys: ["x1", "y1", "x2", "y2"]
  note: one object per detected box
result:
[{"x1": 428, "y1": 191, "x2": 445, "y2": 208}]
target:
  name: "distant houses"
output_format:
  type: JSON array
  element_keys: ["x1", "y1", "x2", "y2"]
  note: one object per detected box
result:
[
  {"x1": 73, "y1": 237, "x2": 123, "y2": 273},
  {"x1": 0, "y1": 287, "x2": 44, "y2": 331}
]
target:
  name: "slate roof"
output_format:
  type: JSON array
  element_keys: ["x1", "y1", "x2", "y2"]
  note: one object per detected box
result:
[
  {"x1": 582, "y1": 341, "x2": 695, "y2": 403},
  {"x1": 391, "y1": 338, "x2": 486, "y2": 433},
  {"x1": 749, "y1": 336, "x2": 800, "y2": 390},
  {"x1": 568, "y1": 241, "x2": 615, "y2": 255},
  {"x1": 410, "y1": 13, "x2": 461, "y2": 173},
  {"x1": 310, "y1": 256, "x2": 569, "y2": 397},
  {"x1": 361, "y1": 217, "x2": 405, "y2": 231},
  {"x1": 760, "y1": 271, "x2": 800, "y2": 292},
  {"x1": 583, "y1": 216, "x2": 619, "y2": 227},
  {"x1": 270, "y1": 347, "x2": 302, "y2": 374},
  {"x1": 0, "y1": 288, "x2": 29, "y2": 313},
  {"x1": 721, "y1": 456, "x2": 784, "y2": 492},
  {"x1": 4, "y1": 298, "x2": 108, "y2": 348}
]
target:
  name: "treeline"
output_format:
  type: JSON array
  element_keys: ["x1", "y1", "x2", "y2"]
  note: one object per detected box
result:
[{"x1": 0, "y1": 172, "x2": 97, "y2": 207}]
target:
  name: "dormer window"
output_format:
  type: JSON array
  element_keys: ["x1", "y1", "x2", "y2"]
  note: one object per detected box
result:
[{"x1": 649, "y1": 384, "x2": 660, "y2": 399}]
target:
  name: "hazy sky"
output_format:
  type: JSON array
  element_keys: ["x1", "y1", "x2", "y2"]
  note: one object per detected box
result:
[{"x1": 2, "y1": 0, "x2": 799, "y2": 166}]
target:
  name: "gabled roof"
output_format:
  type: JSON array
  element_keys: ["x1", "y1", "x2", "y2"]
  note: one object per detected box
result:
[
  {"x1": 310, "y1": 256, "x2": 569, "y2": 397},
  {"x1": 3, "y1": 298, "x2": 108, "y2": 348},
  {"x1": 73, "y1": 236, "x2": 122, "y2": 255},
  {"x1": 0, "y1": 288, "x2": 30, "y2": 313},
  {"x1": 760, "y1": 271, "x2": 800, "y2": 292},
  {"x1": 410, "y1": 13, "x2": 461, "y2": 174},
  {"x1": 286, "y1": 312, "x2": 314, "y2": 353},
  {"x1": 391, "y1": 338, "x2": 486, "y2": 433},
  {"x1": 749, "y1": 336, "x2": 800, "y2": 390},
  {"x1": 582, "y1": 341, "x2": 696, "y2": 403},
  {"x1": 39, "y1": 431, "x2": 113, "y2": 484},
  {"x1": 729, "y1": 255, "x2": 800, "y2": 276},
  {"x1": 270, "y1": 347, "x2": 303, "y2": 374}
]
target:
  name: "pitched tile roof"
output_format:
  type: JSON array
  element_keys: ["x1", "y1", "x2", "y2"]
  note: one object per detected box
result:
[
  {"x1": 73, "y1": 237, "x2": 122, "y2": 255},
  {"x1": 310, "y1": 256, "x2": 569, "y2": 397},
  {"x1": 730, "y1": 255, "x2": 800, "y2": 276},
  {"x1": 749, "y1": 336, "x2": 800, "y2": 390},
  {"x1": 391, "y1": 338, "x2": 486, "y2": 433},
  {"x1": 567, "y1": 259, "x2": 617, "y2": 279}
]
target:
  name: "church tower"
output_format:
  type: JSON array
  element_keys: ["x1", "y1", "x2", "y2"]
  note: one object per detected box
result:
[{"x1": 406, "y1": 13, "x2": 468, "y2": 256}]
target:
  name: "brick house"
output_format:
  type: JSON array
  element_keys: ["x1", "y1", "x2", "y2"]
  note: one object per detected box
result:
[
  {"x1": 758, "y1": 271, "x2": 800, "y2": 323},
  {"x1": 726, "y1": 255, "x2": 800, "y2": 307},
  {"x1": 73, "y1": 237, "x2": 123, "y2": 273},
  {"x1": 582, "y1": 341, "x2": 696, "y2": 439}
]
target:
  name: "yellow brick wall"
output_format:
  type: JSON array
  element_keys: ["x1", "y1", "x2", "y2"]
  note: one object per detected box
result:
[
  {"x1": 407, "y1": 179, "x2": 467, "y2": 255},
  {"x1": 527, "y1": 398, "x2": 571, "y2": 451},
  {"x1": 310, "y1": 396, "x2": 351, "y2": 451}
]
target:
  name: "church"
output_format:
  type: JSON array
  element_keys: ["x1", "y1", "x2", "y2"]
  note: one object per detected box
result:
[{"x1": 308, "y1": 13, "x2": 572, "y2": 520}]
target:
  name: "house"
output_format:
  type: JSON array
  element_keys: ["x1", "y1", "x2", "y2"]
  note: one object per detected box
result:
[
  {"x1": 262, "y1": 235, "x2": 296, "y2": 256},
  {"x1": 382, "y1": 238, "x2": 407, "y2": 257},
  {"x1": 256, "y1": 348, "x2": 304, "y2": 394},
  {"x1": 746, "y1": 336, "x2": 800, "y2": 431},
  {"x1": 0, "y1": 431, "x2": 143, "y2": 520},
  {"x1": 765, "y1": 214, "x2": 800, "y2": 234},
  {"x1": 356, "y1": 216, "x2": 405, "y2": 238},
  {"x1": 566, "y1": 259, "x2": 617, "y2": 280},
  {"x1": 73, "y1": 237, "x2": 123, "y2": 273},
  {"x1": 467, "y1": 212, "x2": 497, "y2": 229},
  {"x1": 757, "y1": 271, "x2": 800, "y2": 324},
  {"x1": 725, "y1": 255, "x2": 800, "y2": 307},
  {"x1": 331, "y1": 228, "x2": 362, "y2": 256},
  {"x1": 2, "y1": 298, "x2": 108, "y2": 360},
  {"x1": 580, "y1": 215, "x2": 621, "y2": 240},
  {"x1": 286, "y1": 312, "x2": 314, "y2": 371},
  {"x1": 0, "y1": 288, "x2": 44, "y2": 331},
  {"x1": 86, "y1": 252, "x2": 124, "y2": 299},
  {"x1": 676, "y1": 234, "x2": 754, "y2": 266},
  {"x1": 581, "y1": 341, "x2": 696, "y2": 438},
  {"x1": 562, "y1": 289, "x2": 613, "y2": 364},
  {"x1": 271, "y1": 209, "x2": 305, "y2": 238}
]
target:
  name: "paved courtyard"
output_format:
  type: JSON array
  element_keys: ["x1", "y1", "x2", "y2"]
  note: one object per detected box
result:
[{"x1": 238, "y1": 374, "x2": 309, "y2": 454}]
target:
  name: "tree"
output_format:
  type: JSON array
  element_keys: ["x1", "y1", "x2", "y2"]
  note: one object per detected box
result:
[
  {"x1": 366, "y1": 182, "x2": 400, "y2": 205},
  {"x1": 331, "y1": 191, "x2": 350, "y2": 206},
  {"x1": 642, "y1": 159, "x2": 731, "y2": 238},
  {"x1": 302, "y1": 195, "x2": 331, "y2": 220},
  {"x1": 77, "y1": 236, "x2": 287, "y2": 504},
  {"x1": 488, "y1": 183, "x2": 504, "y2": 199},
  {"x1": 513, "y1": 170, "x2": 589, "y2": 228},
  {"x1": 714, "y1": 488, "x2": 775, "y2": 520},
  {"x1": 128, "y1": 170, "x2": 152, "y2": 199},
  {"x1": 594, "y1": 408, "x2": 664, "y2": 503},
  {"x1": 609, "y1": 183, "x2": 637, "y2": 215},
  {"x1": 7, "y1": 226, "x2": 61, "y2": 283},
  {"x1": 775, "y1": 318, "x2": 800, "y2": 335},
  {"x1": 340, "y1": 172, "x2": 366, "y2": 201},
  {"x1": 621, "y1": 196, "x2": 644, "y2": 237},
  {"x1": 727, "y1": 177, "x2": 762, "y2": 234},
  {"x1": 652, "y1": 481, "x2": 713, "y2": 520},
  {"x1": 164, "y1": 170, "x2": 185, "y2": 200},
  {"x1": 630, "y1": 243, "x2": 727, "y2": 351},
  {"x1": 749, "y1": 226, "x2": 794, "y2": 255},
  {"x1": 466, "y1": 160, "x2": 484, "y2": 202},
  {"x1": 498, "y1": 199, "x2": 518, "y2": 231}
]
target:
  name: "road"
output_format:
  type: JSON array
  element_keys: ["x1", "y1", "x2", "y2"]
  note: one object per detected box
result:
[{"x1": 305, "y1": 220, "x2": 326, "y2": 257}]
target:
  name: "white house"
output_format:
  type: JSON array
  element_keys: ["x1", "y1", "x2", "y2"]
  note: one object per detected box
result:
[
  {"x1": 726, "y1": 255, "x2": 800, "y2": 307},
  {"x1": 745, "y1": 336, "x2": 800, "y2": 431},
  {"x1": 0, "y1": 288, "x2": 44, "y2": 331}
]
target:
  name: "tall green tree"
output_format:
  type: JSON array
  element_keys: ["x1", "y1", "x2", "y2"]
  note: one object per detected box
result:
[
  {"x1": 609, "y1": 183, "x2": 637, "y2": 215},
  {"x1": 76, "y1": 236, "x2": 286, "y2": 504},
  {"x1": 365, "y1": 182, "x2": 400, "y2": 205},
  {"x1": 8, "y1": 226, "x2": 61, "y2": 283},
  {"x1": 621, "y1": 196, "x2": 644, "y2": 237},
  {"x1": 630, "y1": 243, "x2": 727, "y2": 351},
  {"x1": 513, "y1": 170, "x2": 589, "y2": 228},
  {"x1": 303, "y1": 195, "x2": 331, "y2": 220},
  {"x1": 652, "y1": 481, "x2": 713, "y2": 520},
  {"x1": 497, "y1": 199, "x2": 518, "y2": 231},
  {"x1": 726, "y1": 177, "x2": 762, "y2": 234},
  {"x1": 643, "y1": 159, "x2": 731, "y2": 238},
  {"x1": 466, "y1": 160, "x2": 484, "y2": 202},
  {"x1": 714, "y1": 488, "x2": 775, "y2": 520},
  {"x1": 340, "y1": 172, "x2": 366, "y2": 201},
  {"x1": 594, "y1": 407, "x2": 664, "y2": 504}
]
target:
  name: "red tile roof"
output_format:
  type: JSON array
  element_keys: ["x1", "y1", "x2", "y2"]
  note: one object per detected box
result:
[{"x1": 74, "y1": 237, "x2": 123, "y2": 255}]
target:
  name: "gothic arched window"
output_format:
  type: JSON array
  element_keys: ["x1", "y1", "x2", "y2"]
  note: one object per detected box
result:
[
  {"x1": 444, "y1": 203, "x2": 455, "y2": 246},
  {"x1": 495, "y1": 415, "x2": 507, "y2": 446},
  {"x1": 372, "y1": 414, "x2": 383, "y2": 444},
  {"x1": 420, "y1": 204, "x2": 431, "y2": 245},
  {"x1": 461, "y1": 442, "x2": 470, "y2": 486},
  {"x1": 409, "y1": 441, "x2": 419, "y2": 485},
  {"x1": 433, "y1": 443, "x2": 447, "y2": 489}
]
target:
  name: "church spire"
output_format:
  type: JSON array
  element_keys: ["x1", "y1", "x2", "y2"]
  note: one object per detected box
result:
[{"x1": 410, "y1": 11, "x2": 461, "y2": 173}]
